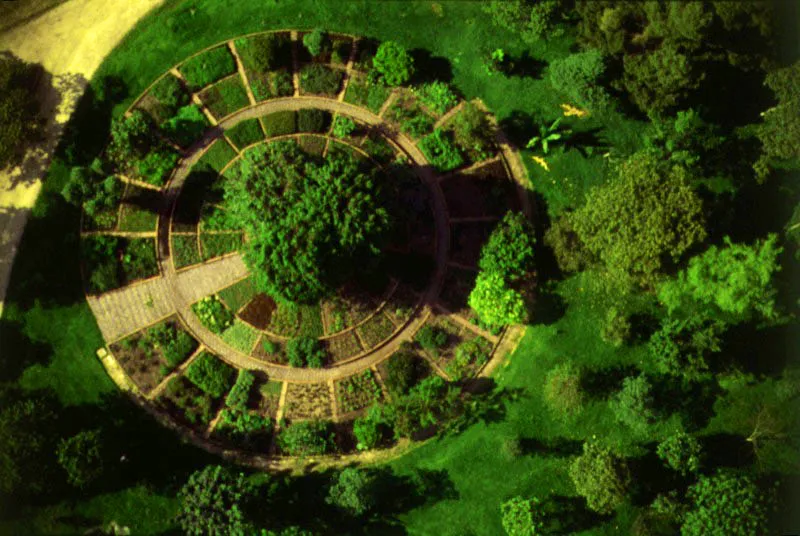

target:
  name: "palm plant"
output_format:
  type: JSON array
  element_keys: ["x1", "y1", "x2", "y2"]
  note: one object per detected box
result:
[{"x1": 526, "y1": 117, "x2": 571, "y2": 154}]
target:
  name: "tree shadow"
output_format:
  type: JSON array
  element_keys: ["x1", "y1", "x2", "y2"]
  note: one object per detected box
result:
[
  {"x1": 499, "y1": 111, "x2": 537, "y2": 149},
  {"x1": 564, "y1": 127, "x2": 609, "y2": 159},
  {"x1": 503, "y1": 51, "x2": 547, "y2": 79},
  {"x1": 649, "y1": 375, "x2": 721, "y2": 432},
  {"x1": 542, "y1": 495, "x2": 608, "y2": 534},
  {"x1": 628, "y1": 448, "x2": 685, "y2": 507},
  {"x1": 0, "y1": 316, "x2": 52, "y2": 382},
  {"x1": 518, "y1": 436, "x2": 582, "y2": 456},
  {"x1": 581, "y1": 365, "x2": 639, "y2": 398},
  {"x1": 701, "y1": 433, "x2": 755, "y2": 470},
  {"x1": 409, "y1": 48, "x2": 453, "y2": 84}
]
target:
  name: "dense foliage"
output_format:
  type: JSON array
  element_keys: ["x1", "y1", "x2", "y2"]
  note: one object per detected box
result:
[
  {"x1": 657, "y1": 431, "x2": 703, "y2": 476},
  {"x1": 682, "y1": 472, "x2": 771, "y2": 536},
  {"x1": 277, "y1": 420, "x2": 335, "y2": 456},
  {"x1": 285, "y1": 336, "x2": 326, "y2": 368},
  {"x1": 568, "y1": 442, "x2": 631, "y2": 514},
  {"x1": 610, "y1": 375, "x2": 654, "y2": 434},
  {"x1": 756, "y1": 60, "x2": 800, "y2": 179},
  {"x1": 0, "y1": 52, "x2": 40, "y2": 169},
  {"x1": 325, "y1": 468, "x2": 376, "y2": 516},
  {"x1": 223, "y1": 141, "x2": 390, "y2": 303},
  {"x1": 185, "y1": 352, "x2": 236, "y2": 398},
  {"x1": 177, "y1": 465, "x2": 253, "y2": 535},
  {"x1": 483, "y1": 0, "x2": 563, "y2": 44},
  {"x1": 372, "y1": 41, "x2": 414, "y2": 86},
  {"x1": 548, "y1": 50, "x2": 609, "y2": 111},
  {"x1": 500, "y1": 496, "x2": 545, "y2": 536}
]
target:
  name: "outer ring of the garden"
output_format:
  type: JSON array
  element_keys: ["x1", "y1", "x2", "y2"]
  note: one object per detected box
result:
[{"x1": 160, "y1": 96, "x2": 450, "y2": 382}]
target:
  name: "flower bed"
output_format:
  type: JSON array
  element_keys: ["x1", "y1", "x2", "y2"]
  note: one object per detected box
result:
[
  {"x1": 283, "y1": 382, "x2": 332, "y2": 420},
  {"x1": 356, "y1": 311, "x2": 396, "y2": 348},
  {"x1": 324, "y1": 330, "x2": 363, "y2": 362},
  {"x1": 335, "y1": 369, "x2": 382, "y2": 414}
]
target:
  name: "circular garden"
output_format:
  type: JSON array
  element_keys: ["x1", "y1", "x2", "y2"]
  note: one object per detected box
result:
[{"x1": 74, "y1": 30, "x2": 530, "y2": 463}]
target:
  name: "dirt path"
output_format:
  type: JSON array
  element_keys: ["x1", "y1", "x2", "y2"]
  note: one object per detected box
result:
[{"x1": 0, "y1": 0, "x2": 164, "y2": 317}]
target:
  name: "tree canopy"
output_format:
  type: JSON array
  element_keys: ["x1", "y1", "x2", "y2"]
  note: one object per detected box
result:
[
  {"x1": 0, "y1": 52, "x2": 40, "y2": 169},
  {"x1": 568, "y1": 441, "x2": 631, "y2": 514},
  {"x1": 372, "y1": 41, "x2": 414, "y2": 87},
  {"x1": 565, "y1": 151, "x2": 707, "y2": 286},
  {"x1": 755, "y1": 60, "x2": 800, "y2": 180},
  {"x1": 682, "y1": 471, "x2": 771, "y2": 536},
  {"x1": 223, "y1": 141, "x2": 391, "y2": 303},
  {"x1": 177, "y1": 465, "x2": 253, "y2": 536}
]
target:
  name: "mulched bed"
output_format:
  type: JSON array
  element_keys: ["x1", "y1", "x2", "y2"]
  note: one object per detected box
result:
[
  {"x1": 257, "y1": 378, "x2": 283, "y2": 419},
  {"x1": 334, "y1": 369, "x2": 382, "y2": 414},
  {"x1": 283, "y1": 382, "x2": 332, "y2": 420},
  {"x1": 441, "y1": 161, "x2": 522, "y2": 219},
  {"x1": 239, "y1": 293, "x2": 277, "y2": 330},
  {"x1": 251, "y1": 335, "x2": 286, "y2": 365},
  {"x1": 417, "y1": 314, "x2": 465, "y2": 367},
  {"x1": 438, "y1": 266, "x2": 478, "y2": 316},
  {"x1": 449, "y1": 221, "x2": 499, "y2": 268},
  {"x1": 266, "y1": 300, "x2": 301, "y2": 337},
  {"x1": 323, "y1": 330, "x2": 364, "y2": 363},
  {"x1": 383, "y1": 283, "x2": 420, "y2": 326}
]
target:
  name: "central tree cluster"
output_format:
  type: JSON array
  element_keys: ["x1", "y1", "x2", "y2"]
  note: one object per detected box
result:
[{"x1": 224, "y1": 139, "x2": 391, "y2": 304}]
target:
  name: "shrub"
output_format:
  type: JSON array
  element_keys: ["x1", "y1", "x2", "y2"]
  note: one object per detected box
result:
[
  {"x1": 216, "y1": 408, "x2": 271, "y2": 445},
  {"x1": 185, "y1": 352, "x2": 235, "y2": 398},
  {"x1": 414, "y1": 81, "x2": 458, "y2": 115},
  {"x1": 479, "y1": 211, "x2": 536, "y2": 281},
  {"x1": 569, "y1": 442, "x2": 631, "y2": 514},
  {"x1": 286, "y1": 336, "x2": 327, "y2": 368},
  {"x1": 177, "y1": 465, "x2": 252, "y2": 536},
  {"x1": 419, "y1": 129, "x2": 464, "y2": 171},
  {"x1": 400, "y1": 114, "x2": 435, "y2": 138},
  {"x1": 300, "y1": 64, "x2": 342, "y2": 95},
  {"x1": 468, "y1": 271, "x2": 527, "y2": 327},
  {"x1": 56, "y1": 429, "x2": 103, "y2": 488},
  {"x1": 192, "y1": 295, "x2": 234, "y2": 334},
  {"x1": 372, "y1": 41, "x2": 414, "y2": 86},
  {"x1": 297, "y1": 108, "x2": 330, "y2": 133},
  {"x1": 134, "y1": 148, "x2": 179, "y2": 186},
  {"x1": 261, "y1": 110, "x2": 296, "y2": 137},
  {"x1": 548, "y1": 50, "x2": 610, "y2": 111},
  {"x1": 384, "y1": 347, "x2": 419, "y2": 395},
  {"x1": 543, "y1": 361, "x2": 584, "y2": 419},
  {"x1": 225, "y1": 369, "x2": 255, "y2": 410},
  {"x1": 610, "y1": 375, "x2": 655, "y2": 434},
  {"x1": 332, "y1": 115, "x2": 357, "y2": 138},
  {"x1": 161, "y1": 105, "x2": 208, "y2": 147},
  {"x1": 0, "y1": 53, "x2": 40, "y2": 168},
  {"x1": 448, "y1": 337, "x2": 491, "y2": 380},
  {"x1": 353, "y1": 405, "x2": 385, "y2": 450},
  {"x1": 235, "y1": 33, "x2": 291, "y2": 73},
  {"x1": 657, "y1": 432, "x2": 703, "y2": 475},
  {"x1": 150, "y1": 74, "x2": 189, "y2": 111},
  {"x1": 303, "y1": 28, "x2": 328, "y2": 57},
  {"x1": 326, "y1": 468, "x2": 376, "y2": 517},
  {"x1": 415, "y1": 325, "x2": 447, "y2": 353},
  {"x1": 501, "y1": 496, "x2": 545, "y2": 536},
  {"x1": 146, "y1": 322, "x2": 198, "y2": 368},
  {"x1": 180, "y1": 46, "x2": 237, "y2": 90},
  {"x1": 451, "y1": 102, "x2": 494, "y2": 159},
  {"x1": 277, "y1": 420, "x2": 334, "y2": 456}
]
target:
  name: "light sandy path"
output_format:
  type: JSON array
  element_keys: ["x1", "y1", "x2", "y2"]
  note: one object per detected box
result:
[{"x1": 0, "y1": 0, "x2": 164, "y2": 317}]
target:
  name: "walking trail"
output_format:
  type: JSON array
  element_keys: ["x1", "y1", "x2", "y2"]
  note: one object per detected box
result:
[{"x1": 0, "y1": 0, "x2": 164, "y2": 317}]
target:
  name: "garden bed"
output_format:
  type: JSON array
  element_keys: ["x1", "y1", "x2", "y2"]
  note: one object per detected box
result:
[
  {"x1": 260, "y1": 110, "x2": 297, "y2": 137},
  {"x1": 383, "y1": 283, "x2": 419, "y2": 326},
  {"x1": 171, "y1": 233, "x2": 201, "y2": 269},
  {"x1": 257, "y1": 378, "x2": 283, "y2": 418},
  {"x1": 218, "y1": 276, "x2": 258, "y2": 313},
  {"x1": 199, "y1": 139, "x2": 238, "y2": 173},
  {"x1": 343, "y1": 74, "x2": 391, "y2": 114},
  {"x1": 417, "y1": 314, "x2": 465, "y2": 368},
  {"x1": 384, "y1": 91, "x2": 436, "y2": 139},
  {"x1": 171, "y1": 164, "x2": 220, "y2": 231},
  {"x1": 239, "y1": 293, "x2": 277, "y2": 330},
  {"x1": 117, "y1": 183, "x2": 162, "y2": 232},
  {"x1": 82, "y1": 236, "x2": 159, "y2": 294},
  {"x1": 225, "y1": 118, "x2": 264, "y2": 149},
  {"x1": 356, "y1": 311, "x2": 396, "y2": 348},
  {"x1": 199, "y1": 231, "x2": 243, "y2": 260},
  {"x1": 234, "y1": 32, "x2": 294, "y2": 102},
  {"x1": 298, "y1": 64, "x2": 343, "y2": 96},
  {"x1": 265, "y1": 300, "x2": 301, "y2": 337},
  {"x1": 251, "y1": 335, "x2": 286, "y2": 365},
  {"x1": 220, "y1": 319, "x2": 260, "y2": 353},
  {"x1": 334, "y1": 369, "x2": 382, "y2": 414},
  {"x1": 179, "y1": 45, "x2": 237, "y2": 91},
  {"x1": 282, "y1": 382, "x2": 332, "y2": 420},
  {"x1": 192, "y1": 295, "x2": 234, "y2": 334},
  {"x1": 323, "y1": 330, "x2": 363, "y2": 362},
  {"x1": 200, "y1": 74, "x2": 251, "y2": 119},
  {"x1": 159, "y1": 376, "x2": 219, "y2": 428},
  {"x1": 298, "y1": 135, "x2": 327, "y2": 156}
]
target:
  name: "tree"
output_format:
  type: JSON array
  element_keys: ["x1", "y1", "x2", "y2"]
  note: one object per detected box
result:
[
  {"x1": 544, "y1": 216, "x2": 592, "y2": 274},
  {"x1": 548, "y1": 50, "x2": 610, "y2": 111},
  {"x1": 177, "y1": 465, "x2": 253, "y2": 536},
  {"x1": 483, "y1": 1, "x2": 563, "y2": 44},
  {"x1": 622, "y1": 42, "x2": 703, "y2": 114},
  {"x1": 326, "y1": 468, "x2": 376, "y2": 517},
  {"x1": 277, "y1": 421, "x2": 334, "y2": 456},
  {"x1": 569, "y1": 442, "x2": 631, "y2": 514},
  {"x1": 600, "y1": 307, "x2": 631, "y2": 347},
  {"x1": 302, "y1": 28, "x2": 327, "y2": 57},
  {"x1": 56, "y1": 429, "x2": 104, "y2": 488},
  {"x1": 353, "y1": 405, "x2": 385, "y2": 451},
  {"x1": 682, "y1": 471, "x2": 772, "y2": 536},
  {"x1": 568, "y1": 151, "x2": 706, "y2": 287},
  {"x1": 223, "y1": 141, "x2": 390, "y2": 303},
  {"x1": 648, "y1": 316, "x2": 724, "y2": 378},
  {"x1": 386, "y1": 376, "x2": 463, "y2": 438},
  {"x1": 657, "y1": 234, "x2": 782, "y2": 323},
  {"x1": 0, "y1": 52, "x2": 40, "y2": 169},
  {"x1": 610, "y1": 375, "x2": 655, "y2": 434},
  {"x1": 755, "y1": 60, "x2": 800, "y2": 179},
  {"x1": 372, "y1": 41, "x2": 414, "y2": 86},
  {"x1": 501, "y1": 496, "x2": 545, "y2": 535},
  {"x1": 468, "y1": 271, "x2": 527, "y2": 327},
  {"x1": 478, "y1": 212, "x2": 536, "y2": 281},
  {"x1": 657, "y1": 432, "x2": 703, "y2": 476}
]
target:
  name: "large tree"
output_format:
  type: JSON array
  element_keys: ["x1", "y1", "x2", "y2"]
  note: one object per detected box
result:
[
  {"x1": 0, "y1": 52, "x2": 41, "y2": 169},
  {"x1": 564, "y1": 151, "x2": 706, "y2": 287},
  {"x1": 755, "y1": 60, "x2": 800, "y2": 180},
  {"x1": 325, "y1": 468, "x2": 376, "y2": 517},
  {"x1": 682, "y1": 471, "x2": 772, "y2": 536},
  {"x1": 657, "y1": 234, "x2": 782, "y2": 323},
  {"x1": 224, "y1": 141, "x2": 390, "y2": 303},
  {"x1": 568, "y1": 441, "x2": 631, "y2": 514}
]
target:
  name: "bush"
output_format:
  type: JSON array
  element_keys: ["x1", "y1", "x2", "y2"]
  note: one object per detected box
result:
[
  {"x1": 548, "y1": 50, "x2": 610, "y2": 111},
  {"x1": 150, "y1": 74, "x2": 189, "y2": 111},
  {"x1": 134, "y1": 148, "x2": 179, "y2": 186},
  {"x1": 277, "y1": 420, "x2": 334, "y2": 456},
  {"x1": 261, "y1": 110, "x2": 296, "y2": 137},
  {"x1": 326, "y1": 468, "x2": 376, "y2": 517},
  {"x1": 185, "y1": 352, "x2": 236, "y2": 398},
  {"x1": 161, "y1": 105, "x2": 208, "y2": 147},
  {"x1": 145, "y1": 322, "x2": 198, "y2": 369},
  {"x1": 286, "y1": 336, "x2": 327, "y2": 368},
  {"x1": 501, "y1": 496, "x2": 545, "y2": 536},
  {"x1": 235, "y1": 33, "x2": 291, "y2": 73},
  {"x1": 451, "y1": 102, "x2": 494, "y2": 159},
  {"x1": 569, "y1": 442, "x2": 631, "y2": 514},
  {"x1": 225, "y1": 369, "x2": 255, "y2": 411},
  {"x1": 419, "y1": 128, "x2": 464, "y2": 171},
  {"x1": 180, "y1": 46, "x2": 237, "y2": 90},
  {"x1": 415, "y1": 325, "x2": 447, "y2": 353},
  {"x1": 297, "y1": 108, "x2": 330, "y2": 133},
  {"x1": 303, "y1": 28, "x2": 328, "y2": 57},
  {"x1": 192, "y1": 295, "x2": 234, "y2": 334},
  {"x1": 414, "y1": 81, "x2": 458, "y2": 115},
  {"x1": 372, "y1": 41, "x2": 414, "y2": 86},
  {"x1": 448, "y1": 338, "x2": 491, "y2": 380},
  {"x1": 300, "y1": 64, "x2": 342, "y2": 95},
  {"x1": 543, "y1": 361, "x2": 584, "y2": 419},
  {"x1": 56, "y1": 429, "x2": 103, "y2": 488},
  {"x1": 610, "y1": 375, "x2": 655, "y2": 433},
  {"x1": 353, "y1": 405, "x2": 385, "y2": 450},
  {"x1": 657, "y1": 431, "x2": 703, "y2": 475},
  {"x1": 384, "y1": 347, "x2": 419, "y2": 395},
  {"x1": 468, "y1": 271, "x2": 527, "y2": 327},
  {"x1": 332, "y1": 115, "x2": 357, "y2": 138},
  {"x1": 648, "y1": 317, "x2": 724, "y2": 379},
  {"x1": 479, "y1": 211, "x2": 535, "y2": 281}
]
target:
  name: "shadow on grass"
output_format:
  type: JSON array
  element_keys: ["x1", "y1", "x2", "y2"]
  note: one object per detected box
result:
[
  {"x1": 409, "y1": 48, "x2": 453, "y2": 84},
  {"x1": 518, "y1": 436, "x2": 582, "y2": 456}
]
